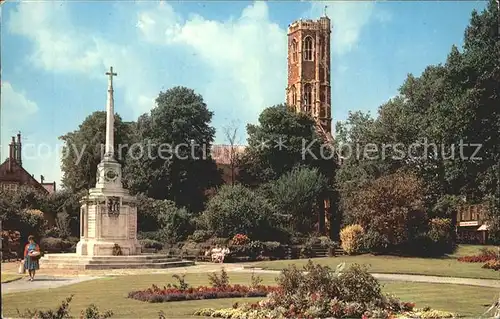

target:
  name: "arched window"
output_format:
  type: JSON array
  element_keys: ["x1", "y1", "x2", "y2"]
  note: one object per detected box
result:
[
  {"x1": 303, "y1": 84, "x2": 312, "y2": 113},
  {"x1": 291, "y1": 40, "x2": 298, "y2": 63},
  {"x1": 291, "y1": 85, "x2": 297, "y2": 106},
  {"x1": 303, "y1": 36, "x2": 313, "y2": 61}
]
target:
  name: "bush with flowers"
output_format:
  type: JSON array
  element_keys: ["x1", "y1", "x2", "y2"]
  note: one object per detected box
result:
[
  {"x1": 232, "y1": 234, "x2": 250, "y2": 245},
  {"x1": 193, "y1": 261, "x2": 456, "y2": 319},
  {"x1": 128, "y1": 270, "x2": 278, "y2": 303}
]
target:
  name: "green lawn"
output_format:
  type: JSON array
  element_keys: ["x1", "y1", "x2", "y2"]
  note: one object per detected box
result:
[
  {"x1": 250, "y1": 254, "x2": 500, "y2": 279},
  {"x1": 2, "y1": 273, "x2": 498, "y2": 318},
  {"x1": 1, "y1": 273, "x2": 23, "y2": 283}
]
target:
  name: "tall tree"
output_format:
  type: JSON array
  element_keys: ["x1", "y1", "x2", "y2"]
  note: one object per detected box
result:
[
  {"x1": 60, "y1": 111, "x2": 134, "y2": 192},
  {"x1": 238, "y1": 104, "x2": 336, "y2": 185},
  {"x1": 123, "y1": 86, "x2": 222, "y2": 213}
]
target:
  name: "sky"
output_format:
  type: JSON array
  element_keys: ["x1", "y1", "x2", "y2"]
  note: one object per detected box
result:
[{"x1": 0, "y1": 0, "x2": 488, "y2": 188}]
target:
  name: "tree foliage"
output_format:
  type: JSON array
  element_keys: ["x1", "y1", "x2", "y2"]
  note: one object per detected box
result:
[
  {"x1": 197, "y1": 184, "x2": 278, "y2": 240},
  {"x1": 259, "y1": 167, "x2": 328, "y2": 234},
  {"x1": 238, "y1": 104, "x2": 336, "y2": 185},
  {"x1": 124, "y1": 87, "x2": 222, "y2": 213},
  {"x1": 344, "y1": 171, "x2": 427, "y2": 253},
  {"x1": 336, "y1": 1, "x2": 500, "y2": 239},
  {"x1": 60, "y1": 111, "x2": 134, "y2": 192}
]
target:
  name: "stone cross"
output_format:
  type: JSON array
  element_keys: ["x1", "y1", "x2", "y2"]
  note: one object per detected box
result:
[{"x1": 104, "y1": 66, "x2": 117, "y2": 160}]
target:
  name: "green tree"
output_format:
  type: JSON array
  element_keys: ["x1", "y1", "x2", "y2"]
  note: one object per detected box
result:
[
  {"x1": 60, "y1": 111, "x2": 134, "y2": 192},
  {"x1": 259, "y1": 167, "x2": 328, "y2": 234},
  {"x1": 238, "y1": 104, "x2": 336, "y2": 185},
  {"x1": 345, "y1": 171, "x2": 428, "y2": 254},
  {"x1": 124, "y1": 87, "x2": 222, "y2": 213},
  {"x1": 197, "y1": 184, "x2": 278, "y2": 240}
]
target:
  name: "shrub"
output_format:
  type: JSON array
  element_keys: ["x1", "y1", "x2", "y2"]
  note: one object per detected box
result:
[
  {"x1": 259, "y1": 167, "x2": 329, "y2": 234},
  {"x1": 156, "y1": 205, "x2": 194, "y2": 244},
  {"x1": 1, "y1": 230, "x2": 21, "y2": 260},
  {"x1": 139, "y1": 239, "x2": 163, "y2": 250},
  {"x1": 362, "y1": 229, "x2": 390, "y2": 254},
  {"x1": 197, "y1": 185, "x2": 277, "y2": 240},
  {"x1": 250, "y1": 271, "x2": 263, "y2": 288},
  {"x1": 208, "y1": 268, "x2": 230, "y2": 289},
  {"x1": 16, "y1": 295, "x2": 113, "y2": 319},
  {"x1": 262, "y1": 241, "x2": 286, "y2": 259},
  {"x1": 482, "y1": 260, "x2": 500, "y2": 271},
  {"x1": 340, "y1": 224, "x2": 365, "y2": 255},
  {"x1": 343, "y1": 172, "x2": 427, "y2": 255},
  {"x1": 188, "y1": 230, "x2": 212, "y2": 243},
  {"x1": 171, "y1": 274, "x2": 190, "y2": 290},
  {"x1": 337, "y1": 263, "x2": 382, "y2": 303},
  {"x1": 426, "y1": 218, "x2": 455, "y2": 255},
  {"x1": 232, "y1": 234, "x2": 250, "y2": 245},
  {"x1": 40, "y1": 237, "x2": 74, "y2": 253}
]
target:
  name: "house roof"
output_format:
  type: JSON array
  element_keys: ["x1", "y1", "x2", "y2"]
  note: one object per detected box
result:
[{"x1": 0, "y1": 158, "x2": 49, "y2": 194}]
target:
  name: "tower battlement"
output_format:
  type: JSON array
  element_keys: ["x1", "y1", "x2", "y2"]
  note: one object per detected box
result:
[{"x1": 288, "y1": 17, "x2": 331, "y2": 33}]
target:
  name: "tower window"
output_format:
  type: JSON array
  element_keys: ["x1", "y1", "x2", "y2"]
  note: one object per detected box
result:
[
  {"x1": 303, "y1": 36, "x2": 313, "y2": 61},
  {"x1": 303, "y1": 84, "x2": 312, "y2": 113},
  {"x1": 291, "y1": 40, "x2": 298, "y2": 63},
  {"x1": 291, "y1": 85, "x2": 297, "y2": 106}
]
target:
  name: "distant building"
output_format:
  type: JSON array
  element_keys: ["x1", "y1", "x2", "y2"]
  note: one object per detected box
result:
[
  {"x1": 456, "y1": 203, "x2": 490, "y2": 244},
  {"x1": 0, "y1": 133, "x2": 56, "y2": 195},
  {"x1": 210, "y1": 144, "x2": 246, "y2": 184}
]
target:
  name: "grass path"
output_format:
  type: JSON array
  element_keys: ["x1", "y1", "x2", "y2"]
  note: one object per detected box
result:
[{"x1": 2, "y1": 273, "x2": 499, "y2": 318}]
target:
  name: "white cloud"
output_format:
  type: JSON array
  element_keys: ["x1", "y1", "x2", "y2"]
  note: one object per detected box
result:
[
  {"x1": 137, "y1": 1, "x2": 287, "y2": 129},
  {"x1": 1, "y1": 81, "x2": 38, "y2": 160},
  {"x1": 0, "y1": 81, "x2": 62, "y2": 185},
  {"x1": 7, "y1": 0, "x2": 158, "y2": 117},
  {"x1": 308, "y1": 1, "x2": 381, "y2": 55},
  {"x1": 5, "y1": 0, "x2": 387, "y2": 180}
]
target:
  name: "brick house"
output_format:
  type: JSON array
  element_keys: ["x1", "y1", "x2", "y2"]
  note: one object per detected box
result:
[{"x1": 0, "y1": 133, "x2": 56, "y2": 195}]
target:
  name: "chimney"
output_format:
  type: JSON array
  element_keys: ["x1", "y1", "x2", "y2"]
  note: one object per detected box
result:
[
  {"x1": 8, "y1": 137, "x2": 15, "y2": 171},
  {"x1": 16, "y1": 132, "x2": 22, "y2": 167},
  {"x1": 41, "y1": 175, "x2": 45, "y2": 184}
]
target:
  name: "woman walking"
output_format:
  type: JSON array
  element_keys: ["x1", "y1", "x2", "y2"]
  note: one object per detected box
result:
[{"x1": 23, "y1": 235, "x2": 40, "y2": 281}]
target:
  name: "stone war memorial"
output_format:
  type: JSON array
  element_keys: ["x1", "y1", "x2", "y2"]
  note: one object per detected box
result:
[{"x1": 40, "y1": 67, "x2": 194, "y2": 270}]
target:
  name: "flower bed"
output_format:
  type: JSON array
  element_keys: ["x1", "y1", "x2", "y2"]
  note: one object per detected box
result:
[
  {"x1": 194, "y1": 305, "x2": 456, "y2": 319},
  {"x1": 457, "y1": 255, "x2": 495, "y2": 263},
  {"x1": 128, "y1": 284, "x2": 278, "y2": 303},
  {"x1": 192, "y1": 261, "x2": 457, "y2": 319}
]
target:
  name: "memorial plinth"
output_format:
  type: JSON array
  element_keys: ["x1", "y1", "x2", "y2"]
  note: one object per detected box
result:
[{"x1": 41, "y1": 66, "x2": 194, "y2": 269}]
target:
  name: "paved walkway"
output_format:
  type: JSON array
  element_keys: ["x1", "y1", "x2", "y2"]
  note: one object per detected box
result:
[
  {"x1": 1, "y1": 275, "x2": 100, "y2": 294},
  {"x1": 2, "y1": 263, "x2": 500, "y2": 294}
]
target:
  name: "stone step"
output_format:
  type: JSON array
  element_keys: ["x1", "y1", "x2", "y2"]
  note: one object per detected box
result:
[
  {"x1": 42, "y1": 256, "x2": 179, "y2": 261},
  {"x1": 84, "y1": 261, "x2": 194, "y2": 270},
  {"x1": 40, "y1": 260, "x2": 194, "y2": 270}
]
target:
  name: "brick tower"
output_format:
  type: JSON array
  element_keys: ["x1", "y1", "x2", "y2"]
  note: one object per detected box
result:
[
  {"x1": 286, "y1": 15, "x2": 334, "y2": 238},
  {"x1": 286, "y1": 15, "x2": 332, "y2": 134}
]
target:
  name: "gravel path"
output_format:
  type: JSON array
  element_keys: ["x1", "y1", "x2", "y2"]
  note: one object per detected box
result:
[{"x1": 2, "y1": 263, "x2": 499, "y2": 295}]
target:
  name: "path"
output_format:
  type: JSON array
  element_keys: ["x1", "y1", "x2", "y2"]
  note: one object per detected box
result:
[
  {"x1": 2, "y1": 262, "x2": 500, "y2": 295},
  {"x1": 1, "y1": 275, "x2": 100, "y2": 294}
]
